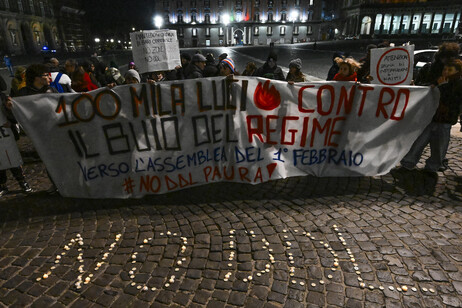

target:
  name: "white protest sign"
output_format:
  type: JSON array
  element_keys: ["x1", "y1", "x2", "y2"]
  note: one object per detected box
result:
[
  {"x1": 12, "y1": 78, "x2": 438, "y2": 199},
  {"x1": 130, "y1": 30, "x2": 181, "y2": 74},
  {"x1": 0, "y1": 109, "x2": 22, "y2": 170},
  {"x1": 370, "y1": 45, "x2": 414, "y2": 85}
]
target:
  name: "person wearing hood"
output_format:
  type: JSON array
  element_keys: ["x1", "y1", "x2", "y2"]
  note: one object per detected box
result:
[
  {"x1": 253, "y1": 51, "x2": 285, "y2": 81},
  {"x1": 327, "y1": 51, "x2": 345, "y2": 81},
  {"x1": 204, "y1": 53, "x2": 219, "y2": 77},
  {"x1": 286, "y1": 58, "x2": 307, "y2": 83},
  {"x1": 185, "y1": 54, "x2": 207, "y2": 79},
  {"x1": 124, "y1": 69, "x2": 141, "y2": 84}
]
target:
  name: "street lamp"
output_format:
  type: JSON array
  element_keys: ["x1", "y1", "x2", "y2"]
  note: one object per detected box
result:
[
  {"x1": 154, "y1": 15, "x2": 163, "y2": 29},
  {"x1": 94, "y1": 38, "x2": 100, "y2": 43},
  {"x1": 290, "y1": 10, "x2": 299, "y2": 44},
  {"x1": 223, "y1": 13, "x2": 230, "y2": 46}
]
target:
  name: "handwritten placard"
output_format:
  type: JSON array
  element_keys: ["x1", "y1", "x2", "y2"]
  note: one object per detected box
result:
[
  {"x1": 371, "y1": 45, "x2": 414, "y2": 85},
  {"x1": 130, "y1": 30, "x2": 181, "y2": 74}
]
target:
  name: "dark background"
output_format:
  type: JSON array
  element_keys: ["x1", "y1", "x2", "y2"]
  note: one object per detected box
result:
[{"x1": 82, "y1": 0, "x2": 153, "y2": 36}]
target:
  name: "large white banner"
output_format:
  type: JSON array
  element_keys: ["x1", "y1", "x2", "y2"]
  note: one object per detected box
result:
[
  {"x1": 130, "y1": 30, "x2": 181, "y2": 74},
  {"x1": 0, "y1": 109, "x2": 22, "y2": 170},
  {"x1": 12, "y1": 77, "x2": 439, "y2": 198},
  {"x1": 370, "y1": 45, "x2": 414, "y2": 86}
]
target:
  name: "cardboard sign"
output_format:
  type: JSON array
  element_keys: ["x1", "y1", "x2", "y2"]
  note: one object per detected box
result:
[
  {"x1": 130, "y1": 30, "x2": 181, "y2": 74},
  {"x1": 370, "y1": 45, "x2": 414, "y2": 85},
  {"x1": 12, "y1": 77, "x2": 439, "y2": 198},
  {"x1": 0, "y1": 109, "x2": 22, "y2": 170}
]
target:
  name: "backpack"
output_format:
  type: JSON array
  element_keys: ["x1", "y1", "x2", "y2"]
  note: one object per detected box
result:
[{"x1": 50, "y1": 72, "x2": 65, "y2": 93}]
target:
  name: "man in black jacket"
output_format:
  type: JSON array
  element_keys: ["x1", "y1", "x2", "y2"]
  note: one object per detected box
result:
[
  {"x1": 253, "y1": 51, "x2": 285, "y2": 80},
  {"x1": 185, "y1": 54, "x2": 207, "y2": 79}
]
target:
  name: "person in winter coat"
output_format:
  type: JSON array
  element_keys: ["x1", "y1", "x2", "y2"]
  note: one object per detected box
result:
[
  {"x1": 174, "y1": 53, "x2": 192, "y2": 80},
  {"x1": 400, "y1": 59, "x2": 462, "y2": 172},
  {"x1": 253, "y1": 51, "x2": 285, "y2": 80},
  {"x1": 219, "y1": 58, "x2": 238, "y2": 76},
  {"x1": 286, "y1": 58, "x2": 307, "y2": 84},
  {"x1": 333, "y1": 57, "x2": 361, "y2": 81},
  {"x1": 327, "y1": 51, "x2": 346, "y2": 81},
  {"x1": 185, "y1": 54, "x2": 207, "y2": 79},
  {"x1": 71, "y1": 66, "x2": 98, "y2": 92},
  {"x1": 17, "y1": 64, "x2": 57, "y2": 96},
  {"x1": 357, "y1": 44, "x2": 377, "y2": 83},
  {"x1": 415, "y1": 42, "x2": 460, "y2": 86},
  {"x1": 242, "y1": 62, "x2": 257, "y2": 76},
  {"x1": 204, "y1": 53, "x2": 219, "y2": 77},
  {"x1": 10, "y1": 66, "x2": 26, "y2": 97}
]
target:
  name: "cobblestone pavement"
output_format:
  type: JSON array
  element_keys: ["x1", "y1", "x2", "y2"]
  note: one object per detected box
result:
[{"x1": 0, "y1": 135, "x2": 462, "y2": 308}]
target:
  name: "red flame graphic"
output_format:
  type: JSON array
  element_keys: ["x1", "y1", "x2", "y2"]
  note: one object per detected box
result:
[{"x1": 253, "y1": 80, "x2": 281, "y2": 111}]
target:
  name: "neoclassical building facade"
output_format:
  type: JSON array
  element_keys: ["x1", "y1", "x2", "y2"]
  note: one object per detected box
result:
[
  {"x1": 0, "y1": 0, "x2": 86, "y2": 55},
  {"x1": 341, "y1": 0, "x2": 461, "y2": 39},
  {"x1": 153, "y1": 0, "x2": 340, "y2": 48}
]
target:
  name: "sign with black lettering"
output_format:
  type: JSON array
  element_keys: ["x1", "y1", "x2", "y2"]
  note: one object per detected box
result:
[
  {"x1": 11, "y1": 77, "x2": 438, "y2": 198},
  {"x1": 130, "y1": 30, "x2": 181, "y2": 74},
  {"x1": 370, "y1": 45, "x2": 414, "y2": 85}
]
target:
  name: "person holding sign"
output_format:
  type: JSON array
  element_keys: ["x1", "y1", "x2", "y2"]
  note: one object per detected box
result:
[{"x1": 400, "y1": 59, "x2": 462, "y2": 173}]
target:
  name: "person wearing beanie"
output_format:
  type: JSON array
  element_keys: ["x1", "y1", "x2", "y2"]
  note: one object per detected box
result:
[
  {"x1": 185, "y1": 53, "x2": 207, "y2": 79},
  {"x1": 175, "y1": 53, "x2": 192, "y2": 80},
  {"x1": 124, "y1": 69, "x2": 141, "y2": 84},
  {"x1": 220, "y1": 58, "x2": 237, "y2": 76},
  {"x1": 204, "y1": 53, "x2": 219, "y2": 77},
  {"x1": 253, "y1": 51, "x2": 285, "y2": 80},
  {"x1": 216, "y1": 53, "x2": 228, "y2": 71},
  {"x1": 286, "y1": 58, "x2": 307, "y2": 83}
]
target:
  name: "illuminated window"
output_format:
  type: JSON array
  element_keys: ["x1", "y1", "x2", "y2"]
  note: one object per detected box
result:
[
  {"x1": 411, "y1": 13, "x2": 421, "y2": 34},
  {"x1": 432, "y1": 13, "x2": 443, "y2": 33},
  {"x1": 293, "y1": 26, "x2": 299, "y2": 35},
  {"x1": 192, "y1": 28, "x2": 197, "y2": 37},
  {"x1": 267, "y1": 26, "x2": 273, "y2": 35},
  {"x1": 374, "y1": 14, "x2": 382, "y2": 34},
  {"x1": 280, "y1": 26, "x2": 286, "y2": 35},
  {"x1": 206, "y1": 28, "x2": 210, "y2": 36},
  {"x1": 254, "y1": 26, "x2": 259, "y2": 35},
  {"x1": 307, "y1": 25, "x2": 312, "y2": 34},
  {"x1": 442, "y1": 13, "x2": 454, "y2": 33},
  {"x1": 219, "y1": 27, "x2": 224, "y2": 36},
  {"x1": 421, "y1": 13, "x2": 432, "y2": 33}
]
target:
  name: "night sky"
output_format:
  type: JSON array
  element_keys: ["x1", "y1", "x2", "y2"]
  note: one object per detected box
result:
[{"x1": 82, "y1": 0, "x2": 154, "y2": 36}]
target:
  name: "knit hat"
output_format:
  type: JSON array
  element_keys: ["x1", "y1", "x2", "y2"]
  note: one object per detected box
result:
[
  {"x1": 124, "y1": 69, "x2": 140, "y2": 82},
  {"x1": 192, "y1": 53, "x2": 207, "y2": 63},
  {"x1": 219, "y1": 53, "x2": 228, "y2": 60},
  {"x1": 221, "y1": 58, "x2": 235, "y2": 73},
  {"x1": 289, "y1": 58, "x2": 302, "y2": 70},
  {"x1": 181, "y1": 53, "x2": 192, "y2": 61},
  {"x1": 206, "y1": 53, "x2": 215, "y2": 62},
  {"x1": 267, "y1": 51, "x2": 278, "y2": 62}
]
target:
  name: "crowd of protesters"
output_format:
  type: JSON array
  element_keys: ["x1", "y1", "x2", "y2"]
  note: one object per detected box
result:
[{"x1": 0, "y1": 41, "x2": 461, "y2": 196}]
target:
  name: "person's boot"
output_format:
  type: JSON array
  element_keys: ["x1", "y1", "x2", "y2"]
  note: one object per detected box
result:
[
  {"x1": 18, "y1": 181, "x2": 32, "y2": 193},
  {"x1": 0, "y1": 185, "x2": 9, "y2": 197}
]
